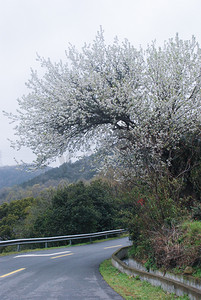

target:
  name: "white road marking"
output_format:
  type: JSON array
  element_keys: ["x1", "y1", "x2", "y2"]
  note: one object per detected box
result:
[{"x1": 14, "y1": 250, "x2": 71, "y2": 258}]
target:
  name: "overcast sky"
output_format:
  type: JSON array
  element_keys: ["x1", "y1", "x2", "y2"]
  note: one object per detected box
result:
[{"x1": 1, "y1": 0, "x2": 201, "y2": 166}]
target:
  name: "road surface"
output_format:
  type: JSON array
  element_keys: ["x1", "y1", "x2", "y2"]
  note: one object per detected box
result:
[{"x1": 0, "y1": 236, "x2": 130, "y2": 299}]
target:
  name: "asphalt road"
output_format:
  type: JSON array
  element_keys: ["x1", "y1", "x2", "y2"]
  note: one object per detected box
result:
[{"x1": 0, "y1": 236, "x2": 130, "y2": 299}]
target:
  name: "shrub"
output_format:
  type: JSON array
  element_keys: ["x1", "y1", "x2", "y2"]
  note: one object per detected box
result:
[{"x1": 149, "y1": 221, "x2": 201, "y2": 270}]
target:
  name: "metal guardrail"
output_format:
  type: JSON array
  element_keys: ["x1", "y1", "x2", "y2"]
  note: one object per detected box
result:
[{"x1": 0, "y1": 229, "x2": 126, "y2": 251}]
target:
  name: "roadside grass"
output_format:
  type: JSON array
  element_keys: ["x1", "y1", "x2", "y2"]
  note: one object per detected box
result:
[
  {"x1": 171, "y1": 266, "x2": 201, "y2": 279},
  {"x1": 0, "y1": 234, "x2": 128, "y2": 257},
  {"x1": 99, "y1": 259, "x2": 189, "y2": 300}
]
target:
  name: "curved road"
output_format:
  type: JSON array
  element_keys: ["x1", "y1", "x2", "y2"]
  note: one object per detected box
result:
[{"x1": 0, "y1": 237, "x2": 130, "y2": 299}]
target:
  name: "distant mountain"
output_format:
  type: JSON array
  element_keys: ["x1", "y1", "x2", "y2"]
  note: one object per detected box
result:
[
  {"x1": 20, "y1": 154, "x2": 99, "y2": 188},
  {"x1": 0, "y1": 155, "x2": 101, "y2": 204},
  {"x1": 0, "y1": 165, "x2": 51, "y2": 189}
]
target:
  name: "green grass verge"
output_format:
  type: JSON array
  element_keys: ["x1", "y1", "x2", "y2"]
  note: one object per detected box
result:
[{"x1": 99, "y1": 259, "x2": 189, "y2": 300}]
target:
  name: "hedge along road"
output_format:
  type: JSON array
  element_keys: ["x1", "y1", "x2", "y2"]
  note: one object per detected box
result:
[{"x1": 0, "y1": 236, "x2": 130, "y2": 299}]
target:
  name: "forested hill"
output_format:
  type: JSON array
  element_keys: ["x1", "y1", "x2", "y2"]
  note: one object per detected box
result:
[
  {"x1": 20, "y1": 155, "x2": 98, "y2": 188},
  {"x1": 0, "y1": 165, "x2": 50, "y2": 189},
  {"x1": 0, "y1": 155, "x2": 100, "y2": 204}
]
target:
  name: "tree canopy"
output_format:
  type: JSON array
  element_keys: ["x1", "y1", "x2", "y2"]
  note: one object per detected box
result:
[
  {"x1": 0, "y1": 180, "x2": 121, "y2": 241},
  {"x1": 6, "y1": 29, "x2": 201, "y2": 170}
]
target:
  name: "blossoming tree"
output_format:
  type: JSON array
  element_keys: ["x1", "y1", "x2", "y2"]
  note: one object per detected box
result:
[{"x1": 6, "y1": 29, "x2": 201, "y2": 172}]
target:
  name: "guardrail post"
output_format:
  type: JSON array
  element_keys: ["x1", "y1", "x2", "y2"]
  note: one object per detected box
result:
[{"x1": 0, "y1": 229, "x2": 125, "y2": 250}]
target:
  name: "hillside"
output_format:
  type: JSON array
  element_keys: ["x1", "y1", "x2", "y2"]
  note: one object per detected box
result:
[
  {"x1": 20, "y1": 154, "x2": 98, "y2": 188},
  {"x1": 0, "y1": 165, "x2": 51, "y2": 189},
  {"x1": 0, "y1": 154, "x2": 100, "y2": 204}
]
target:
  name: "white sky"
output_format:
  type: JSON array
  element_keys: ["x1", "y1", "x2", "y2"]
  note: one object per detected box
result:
[{"x1": 0, "y1": 0, "x2": 201, "y2": 166}]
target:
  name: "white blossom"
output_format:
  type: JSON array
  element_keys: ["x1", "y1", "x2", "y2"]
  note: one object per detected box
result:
[{"x1": 4, "y1": 29, "x2": 201, "y2": 170}]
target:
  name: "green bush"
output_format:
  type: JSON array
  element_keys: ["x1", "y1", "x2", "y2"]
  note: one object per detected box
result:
[
  {"x1": 0, "y1": 197, "x2": 35, "y2": 240},
  {"x1": 18, "y1": 180, "x2": 121, "y2": 238},
  {"x1": 181, "y1": 221, "x2": 201, "y2": 247}
]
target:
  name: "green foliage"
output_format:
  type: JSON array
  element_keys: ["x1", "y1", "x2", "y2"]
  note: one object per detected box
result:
[
  {"x1": 87, "y1": 180, "x2": 119, "y2": 231},
  {"x1": 182, "y1": 220, "x2": 201, "y2": 233},
  {"x1": 181, "y1": 221, "x2": 201, "y2": 247},
  {"x1": 0, "y1": 197, "x2": 35, "y2": 240},
  {"x1": 120, "y1": 150, "x2": 201, "y2": 269},
  {"x1": 144, "y1": 257, "x2": 157, "y2": 272},
  {"x1": 7, "y1": 180, "x2": 122, "y2": 240},
  {"x1": 167, "y1": 134, "x2": 201, "y2": 200},
  {"x1": 21, "y1": 154, "x2": 98, "y2": 188},
  {"x1": 44, "y1": 180, "x2": 120, "y2": 236},
  {"x1": 191, "y1": 204, "x2": 201, "y2": 221},
  {"x1": 134, "y1": 221, "x2": 201, "y2": 271},
  {"x1": 46, "y1": 181, "x2": 99, "y2": 235},
  {"x1": 120, "y1": 176, "x2": 187, "y2": 249},
  {"x1": 193, "y1": 267, "x2": 201, "y2": 278},
  {"x1": 0, "y1": 154, "x2": 99, "y2": 205}
]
